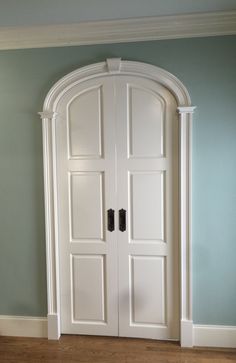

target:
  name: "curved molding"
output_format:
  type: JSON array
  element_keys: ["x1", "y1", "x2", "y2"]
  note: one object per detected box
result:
[
  {"x1": 43, "y1": 59, "x2": 191, "y2": 110},
  {"x1": 39, "y1": 59, "x2": 196, "y2": 346},
  {"x1": 0, "y1": 10, "x2": 236, "y2": 50}
]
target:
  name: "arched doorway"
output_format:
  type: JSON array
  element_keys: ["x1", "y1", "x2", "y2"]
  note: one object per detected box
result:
[{"x1": 39, "y1": 59, "x2": 195, "y2": 346}]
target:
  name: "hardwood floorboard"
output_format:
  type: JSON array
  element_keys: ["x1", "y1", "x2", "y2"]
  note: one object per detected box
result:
[{"x1": 0, "y1": 335, "x2": 236, "y2": 363}]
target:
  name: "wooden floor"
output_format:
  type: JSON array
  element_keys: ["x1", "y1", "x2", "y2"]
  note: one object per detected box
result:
[{"x1": 0, "y1": 335, "x2": 236, "y2": 363}]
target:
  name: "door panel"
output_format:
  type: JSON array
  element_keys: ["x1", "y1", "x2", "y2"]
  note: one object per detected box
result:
[
  {"x1": 130, "y1": 256, "x2": 166, "y2": 325},
  {"x1": 70, "y1": 172, "x2": 105, "y2": 241},
  {"x1": 116, "y1": 76, "x2": 179, "y2": 340},
  {"x1": 72, "y1": 255, "x2": 106, "y2": 322},
  {"x1": 57, "y1": 77, "x2": 118, "y2": 336},
  {"x1": 68, "y1": 86, "x2": 103, "y2": 159},
  {"x1": 128, "y1": 85, "x2": 165, "y2": 158},
  {"x1": 130, "y1": 171, "x2": 165, "y2": 241}
]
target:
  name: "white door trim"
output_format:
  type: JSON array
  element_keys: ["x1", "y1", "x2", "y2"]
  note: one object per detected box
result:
[{"x1": 39, "y1": 59, "x2": 196, "y2": 346}]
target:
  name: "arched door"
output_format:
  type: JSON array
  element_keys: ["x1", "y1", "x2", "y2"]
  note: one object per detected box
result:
[{"x1": 55, "y1": 73, "x2": 179, "y2": 340}]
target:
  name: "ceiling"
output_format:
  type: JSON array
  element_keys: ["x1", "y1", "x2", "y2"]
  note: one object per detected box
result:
[{"x1": 0, "y1": 0, "x2": 236, "y2": 27}]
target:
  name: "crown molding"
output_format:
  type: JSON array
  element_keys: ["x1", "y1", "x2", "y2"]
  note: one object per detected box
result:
[{"x1": 0, "y1": 10, "x2": 235, "y2": 50}]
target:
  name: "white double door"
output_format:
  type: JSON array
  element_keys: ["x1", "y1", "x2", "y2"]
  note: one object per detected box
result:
[{"x1": 56, "y1": 74, "x2": 179, "y2": 340}]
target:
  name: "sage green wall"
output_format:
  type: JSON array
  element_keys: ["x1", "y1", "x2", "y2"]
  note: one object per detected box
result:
[{"x1": 0, "y1": 36, "x2": 235, "y2": 324}]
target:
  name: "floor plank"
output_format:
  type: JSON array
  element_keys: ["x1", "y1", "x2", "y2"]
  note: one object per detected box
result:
[{"x1": 0, "y1": 335, "x2": 236, "y2": 363}]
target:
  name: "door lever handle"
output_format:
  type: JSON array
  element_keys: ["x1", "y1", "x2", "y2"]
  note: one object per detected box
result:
[
  {"x1": 107, "y1": 209, "x2": 115, "y2": 232},
  {"x1": 119, "y1": 209, "x2": 126, "y2": 232}
]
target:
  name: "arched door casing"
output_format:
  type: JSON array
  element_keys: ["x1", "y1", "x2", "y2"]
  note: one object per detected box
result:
[{"x1": 39, "y1": 58, "x2": 196, "y2": 346}]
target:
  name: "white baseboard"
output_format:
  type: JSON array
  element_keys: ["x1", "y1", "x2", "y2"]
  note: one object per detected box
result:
[
  {"x1": 0, "y1": 315, "x2": 47, "y2": 338},
  {"x1": 1, "y1": 315, "x2": 236, "y2": 347},
  {"x1": 194, "y1": 324, "x2": 236, "y2": 348}
]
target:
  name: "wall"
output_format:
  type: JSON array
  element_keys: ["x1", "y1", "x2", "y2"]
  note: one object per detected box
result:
[
  {"x1": 0, "y1": 35, "x2": 235, "y2": 324},
  {"x1": 0, "y1": 0, "x2": 236, "y2": 26}
]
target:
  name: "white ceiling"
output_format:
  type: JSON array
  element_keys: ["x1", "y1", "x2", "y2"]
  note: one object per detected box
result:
[{"x1": 0, "y1": 0, "x2": 236, "y2": 27}]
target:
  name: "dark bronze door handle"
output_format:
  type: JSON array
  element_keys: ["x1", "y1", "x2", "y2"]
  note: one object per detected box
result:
[
  {"x1": 119, "y1": 209, "x2": 126, "y2": 232},
  {"x1": 107, "y1": 209, "x2": 115, "y2": 232}
]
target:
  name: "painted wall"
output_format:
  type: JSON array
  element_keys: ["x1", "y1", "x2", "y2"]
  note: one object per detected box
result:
[
  {"x1": 0, "y1": 36, "x2": 235, "y2": 324},
  {"x1": 0, "y1": 0, "x2": 236, "y2": 26}
]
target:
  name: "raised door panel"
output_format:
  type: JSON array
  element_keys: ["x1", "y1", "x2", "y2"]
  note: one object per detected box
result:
[
  {"x1": 130, "y1": 172, "x2": 165, "y2": 242},
  {"x1": 128, "y1": 86, "x2": 165, "y2": 158},
  {"x1": 130, "y1": 256, "x2": 166, "y2": 325},
  {"x1": 68, "y1": 86, "x2": 103, "y2": 159},
  {"x1": 70, "y1": 172, "x2": 104, "y2": 241},
  {"x1": 72, "y1": 255, "x2": 106, "y2": 323}
]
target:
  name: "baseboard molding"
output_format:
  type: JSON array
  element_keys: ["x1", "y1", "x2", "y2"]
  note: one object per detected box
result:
[
  {"x1": 1, "y1": 315, "x2": 236, "y2": 347},
  {"x1": 194, "y1": 324, "x2": 236, "y2": 348},
  {"x1": 0, "y1": 315, "x2": 47, "y2": 338},
  {"x1": 0, "y1": 10, "x2": 235, "y2": 50}
]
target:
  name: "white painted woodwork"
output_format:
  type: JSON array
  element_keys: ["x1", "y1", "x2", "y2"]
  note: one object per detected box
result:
[
  {"x1": 116, "y1": 76, "x2": 179, "y2": 339},
  {"x1": 68, "y1": 87, "x2": 103, "y2": 159},
  {"x1": 2, "y1": 314, "x2": 236, "y2": 348},
  {"x1": 128, "y1": 86, "x2": 164, "y2": 158},
  {"x1": 70, "y1": 173, "x2": 104, "y2": 240},
  {"x1": 131, "y1": 256, "x2": 166, "y2": 325},
  {"x1": 178, "y1": 106, "x2": 196, "y2": 347},
  {"x1": 39, "y1": 59, "x2": 195, "y2": 345},
  {"x1": 55, "y1": 72, "x2": 179, "y2": 340},
  {"x1": 57, "y1": 77, "x2": 118, "y2": 336},
  {"x1": 72, "y1": 255, "x2": 106, "y2": 322},
  {"x1": 2, "y1": 11, "x2": 236, "y2": 50},
  {"x1": 131, "y1": 172, "x2": 164, "y2": 241},
  {"x1": 0, "y1": 316, "x2": 47, "y2": 338},
  {"x1": 193, "y1": 325, "x2": 236, "y2": 348}
]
